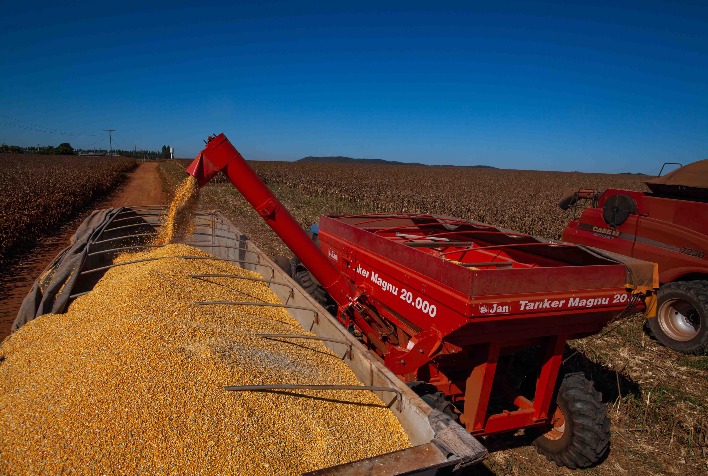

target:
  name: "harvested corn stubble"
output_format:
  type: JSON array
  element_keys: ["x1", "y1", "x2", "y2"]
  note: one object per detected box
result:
[{"x1": 0, "y1": 244, "x2": 410, "y2": 475}]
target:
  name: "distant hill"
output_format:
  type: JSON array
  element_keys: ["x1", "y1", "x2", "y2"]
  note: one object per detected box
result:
[
  {"x1": 433, "y1": 164, "x2": 499, "y2": 169},
  {"x1": 297, "y1": 156, "x2": 425, "y2": 166},
  {"x1": 296, "y1": 156, "x2": 501, "y2": 169}
]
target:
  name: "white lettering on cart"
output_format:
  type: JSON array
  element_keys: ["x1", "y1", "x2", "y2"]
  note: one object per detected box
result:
[
  {"x1": 370, "y1": 272, "x2": 399, "y2": 296},
  {"x1": 568, "y1": 297, "x2": 610, "y2": 308},
  {"x1": 356, "y1": 265, "x2": 370, "y2": 278},
  {"x1": 480, "y1": 293, "x2": 627, "y2": 316},
  {"x1": 517, "y1": 297, "x2": 610, "y2": 311},
  {"x1": 479, "y1": 303, "x2": 510, "y2": 314},
  {"x1": 355, "y1": 264, "x2": 438, "y2": 318},
  {"x1": 518, "y1": 299, "x2": 566, "y2": 310}
]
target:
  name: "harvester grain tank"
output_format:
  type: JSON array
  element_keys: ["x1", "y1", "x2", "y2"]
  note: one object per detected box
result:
[
  {"x1": 560, "y1": 160, "x2": 708, "y2": 354},
  {"x1": 186, "y1": 133, "x2": 658, "y2": 469}
]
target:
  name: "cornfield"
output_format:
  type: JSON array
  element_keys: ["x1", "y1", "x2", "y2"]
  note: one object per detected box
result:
[
  {"x1": 164, "y1": 160, "x2": 649, "y2": 257},
  {"x1": 0, "y1": 154, "x2": 136, "y2": 263}
]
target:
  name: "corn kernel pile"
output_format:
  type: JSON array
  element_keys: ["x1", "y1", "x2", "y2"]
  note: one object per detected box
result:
[{"x1": 0, "y1": 244, "x2": 410, "y2": 474}]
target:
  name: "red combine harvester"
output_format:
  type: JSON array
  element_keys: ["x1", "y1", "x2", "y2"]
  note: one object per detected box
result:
[
  {"x1": 187, "y1": 133, "x2": 658, "y2": 469},
  {"x1": 560, "y1": 161, "x2": 708, "y2": 354}
]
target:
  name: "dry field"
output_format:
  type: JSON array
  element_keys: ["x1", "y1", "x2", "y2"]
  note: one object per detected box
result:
[
  {"x1": 161, "y1": 159, "x2": 707, "y2": 476},
  {"x1": 0, "y1": 154, "x2": 136, "y2": 265},
  {"x1": 191, "y1": 161, "x2": 651, "y2": 248}
]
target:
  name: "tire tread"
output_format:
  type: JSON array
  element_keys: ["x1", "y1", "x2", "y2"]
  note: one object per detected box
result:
[
  {"x1": 293, "y1": 268, "x2": 330, "y2": 306},
  {"x1": 533, "y1": 373, "x2": 610, "y2": 469},
  {"x1": 648, "y1": 280, "x2": 708, "y2": 355}
]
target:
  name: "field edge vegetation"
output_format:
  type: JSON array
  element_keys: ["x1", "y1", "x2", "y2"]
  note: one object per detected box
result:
[{"x1": 0, "y1": 154, "x2": 137, "y2": 265}]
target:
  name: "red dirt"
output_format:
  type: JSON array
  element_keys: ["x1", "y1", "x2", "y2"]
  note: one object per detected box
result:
[
  {"x1": 0, "y1": 162, "x2": 166, "y2": 342},
  {"x1": 106, "y1": 162, "x2": 166, "y2": 207}
]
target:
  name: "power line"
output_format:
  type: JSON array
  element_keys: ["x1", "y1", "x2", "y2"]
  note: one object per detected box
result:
[
  {"x1": 0, "y1": 114, "x2": 100, "y2": 137},
  {"x1": 0, "y1": 120, "x2": 91, "y2": 137},
  {"x1": 0, "y1": 116, "x2": 154, "y2": 156},
  {"x1": 77, "y1": 137, "x2": 107, "y2": 150}
]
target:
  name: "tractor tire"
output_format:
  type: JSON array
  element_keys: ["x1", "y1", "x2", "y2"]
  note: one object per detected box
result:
[
  {"x1": 533, "y1": 373, "x2": 610, "y2": 469},
  {"x1": 272, "y1": 255, "x2": 293, "y2": 277},
  {"x1": 293, "y1": 268, "x2": 330, "y2": 308},
  {"x1": 647, "y1": 281, "x2": 708, "y2": 355}
]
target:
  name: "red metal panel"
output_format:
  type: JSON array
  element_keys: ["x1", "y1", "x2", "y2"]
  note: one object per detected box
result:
[
  {"x1": 320, "y1": 215, "x2": 629, "y2": 298},
  {"x1": 447, "y1": 310, "x2": 621, "y2": 344},
  {"x1": 564, "y1": 189, "x2": 708, "y2": 284},
  {"x1": 460, "y1": 343, "x2": 500, "y2": 433},
  {"x1": 533, "y1": 336, "x2": 566, "y2": 421},
  {"x1": 483, "y1": 409, "x2": 538, "y2": 434}
]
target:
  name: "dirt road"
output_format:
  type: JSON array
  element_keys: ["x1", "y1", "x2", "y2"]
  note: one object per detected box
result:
[
  {"x1": 0, "y1": 162, "x2": 166, "y2": 341},
  {"x1": 106, "y1": 162, "x2": 166, "y2": 206}
]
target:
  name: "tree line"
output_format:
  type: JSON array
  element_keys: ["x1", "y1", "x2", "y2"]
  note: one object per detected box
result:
[{"x1": 1, "y1": 143, "x2": 174, "y2": 159}]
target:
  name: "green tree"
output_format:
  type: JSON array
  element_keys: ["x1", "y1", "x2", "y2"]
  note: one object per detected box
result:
[
  {"x1": 56, "y1": 143, "x2": 75, "y2": 155},
  {"x1": 0, "y1": 144, "x2": 24, "y2": 154}
]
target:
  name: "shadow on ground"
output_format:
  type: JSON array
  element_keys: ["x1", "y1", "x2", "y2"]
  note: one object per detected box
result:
[{"x1": 440, "y1": 345, "x2": 642, "y2": 475}]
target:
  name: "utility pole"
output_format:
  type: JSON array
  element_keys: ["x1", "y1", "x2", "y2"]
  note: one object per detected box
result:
[{"x1": 104, "y1": 129, "x2": 116, "y2": 156}]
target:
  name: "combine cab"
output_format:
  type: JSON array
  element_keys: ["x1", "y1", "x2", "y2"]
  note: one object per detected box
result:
[{"x1": 561, "y1": 160, "x2": 708, "y2": 354}]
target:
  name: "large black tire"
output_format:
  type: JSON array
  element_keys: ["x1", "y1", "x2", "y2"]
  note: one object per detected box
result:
[
  {"x1": 288, "y1": 227, "x2": 337, "y2": 311},
  {"x1": 272, "y1": 255, "x2": 293, "y2": 277},
  {"x1": 406, "y1": 381, "x2": 438, "y2": 395},
  {"x1": 533, "y1": 373, "x2": 610, "y2": 469},
  {"x1": 647, "y1": 281, "x2": 708, "y2": 355},
  {"x1": 293, "y1": 268, "x2": 330, "y2": 308}
]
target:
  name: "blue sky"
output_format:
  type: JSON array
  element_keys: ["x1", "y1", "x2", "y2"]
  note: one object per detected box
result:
[{"x1": 1, "y1": 1, "x2": 706, "y2": 173}]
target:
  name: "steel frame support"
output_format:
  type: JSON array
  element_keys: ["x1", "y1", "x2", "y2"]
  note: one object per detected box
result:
[
  {"x1": 458, "y1": 335, "x2": 566, "y2": 436},
  {"x1": 460, "y1": 342, "x2": 500, "y2": 433}
]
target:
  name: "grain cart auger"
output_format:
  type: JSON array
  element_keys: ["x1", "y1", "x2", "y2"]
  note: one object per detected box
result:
[{"x1": 187, "y1": 133, "x2": 658, "y2": 469}]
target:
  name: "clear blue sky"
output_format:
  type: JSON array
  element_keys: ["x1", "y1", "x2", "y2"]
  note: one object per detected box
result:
[{"x1": 1, "y1": 1, "x2": 706, "y2": 173}]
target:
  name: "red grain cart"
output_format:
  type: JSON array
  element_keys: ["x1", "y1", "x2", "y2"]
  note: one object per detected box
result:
[{"x1": 187, "y1": 133, "x2": 657, "y2": 469}]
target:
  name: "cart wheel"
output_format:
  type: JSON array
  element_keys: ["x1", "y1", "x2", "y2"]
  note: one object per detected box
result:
[
  {"x1": 293, "y1": 267, "x2": 330, "y2": 307},
  {"x1": 272, "y1": 255, "x2": 293, "y2": 277},
  {"x1": 647, "y1": 281, "x2": 708, "y2": 355},
  {"x1": 533, "y1": 373, "x2": 610, "y2": 469}
]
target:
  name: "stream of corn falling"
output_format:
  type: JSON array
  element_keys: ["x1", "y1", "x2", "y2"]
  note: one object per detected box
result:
[{"x1": 0, "y1": 177, "x2": 410, "y2": 474}]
